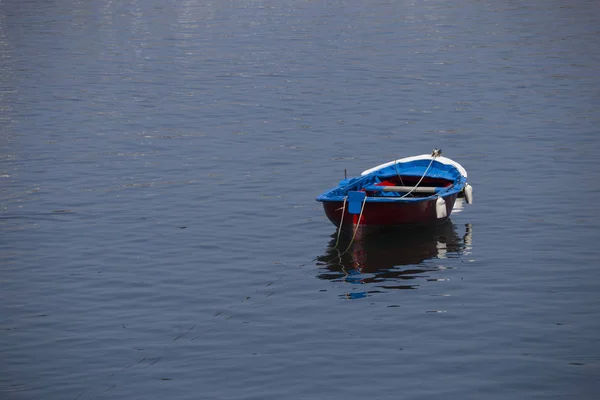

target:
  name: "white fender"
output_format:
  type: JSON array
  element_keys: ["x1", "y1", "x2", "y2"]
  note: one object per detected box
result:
[
  {"x1": 436, "y1": 197, "x2": 447, "y2": 219},
  {"x1": 464, "y1": 184, "x2": 473, "y2": 204}
]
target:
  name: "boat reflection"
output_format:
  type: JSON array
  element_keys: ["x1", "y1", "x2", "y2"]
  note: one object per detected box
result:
[{"x1": 316, "y1": 221, "x2": 473, "y2": 299}]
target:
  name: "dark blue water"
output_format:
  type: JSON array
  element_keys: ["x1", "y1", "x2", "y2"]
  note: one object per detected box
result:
[{"x1": 2, "y1": 1, "x2": 599, "y2": 399}]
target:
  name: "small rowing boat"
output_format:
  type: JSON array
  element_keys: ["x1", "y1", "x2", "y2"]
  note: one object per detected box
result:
[{"x1": 316, "y1": 149, "x2": 472, "y2": 235}]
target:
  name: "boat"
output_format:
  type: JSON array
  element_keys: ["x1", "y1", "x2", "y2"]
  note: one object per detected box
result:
[{"x1": 316, "y1": 149, "x2": 472, "y2": 236}]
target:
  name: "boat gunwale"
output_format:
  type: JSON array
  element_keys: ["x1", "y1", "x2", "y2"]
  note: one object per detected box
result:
[{"x1": 316, "y1": 159, "x2": 467, "y2": 203}]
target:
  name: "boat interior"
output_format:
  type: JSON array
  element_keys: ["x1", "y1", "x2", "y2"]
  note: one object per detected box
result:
[{"x1": 363, "y1": 175, "x2": 454, "y2": 198}]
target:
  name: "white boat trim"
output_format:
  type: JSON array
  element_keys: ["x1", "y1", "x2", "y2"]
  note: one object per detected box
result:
[{"x1": 360, "y1": 154, "x2": 468, "y2": 178}]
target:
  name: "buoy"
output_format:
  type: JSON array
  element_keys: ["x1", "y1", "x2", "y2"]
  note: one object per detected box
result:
[
  {"x1": 436, "y1": 197, "x2": 447, "y2": 219},
  {"x1": 464, "y1": 183, "x2": 473, "y2": 204}
]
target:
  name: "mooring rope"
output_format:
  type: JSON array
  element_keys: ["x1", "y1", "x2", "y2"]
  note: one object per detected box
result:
[
  {"x1": 399, "y1": 154, "x2": 438, "y2": 199},
  {"x1": 341, "y1": 194, "x2": 367, "y2": 256},
  {"x1": 327, "y1": 193, "x2": 368, "y2": 265},
  {"x1": 333, "y1": 197, "x2": 347, "y2": 249},
  {"x1": 394, "y1": 160, "x2": 405, "y2": 187}
]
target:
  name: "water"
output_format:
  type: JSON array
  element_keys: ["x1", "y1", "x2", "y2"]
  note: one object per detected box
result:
[{"x1": 1, "y1": 0, "x2": 599, "y2": 398}]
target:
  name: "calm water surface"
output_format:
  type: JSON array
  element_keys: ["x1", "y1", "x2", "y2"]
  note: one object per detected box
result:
[{"x1": 1, "y1": 0, "x2": 599, "y2": 399}]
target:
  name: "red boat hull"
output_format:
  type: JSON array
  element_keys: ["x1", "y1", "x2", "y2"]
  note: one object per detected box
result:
[{"x1": 322, "y1": 193, "x2": 458, "y2": 235}]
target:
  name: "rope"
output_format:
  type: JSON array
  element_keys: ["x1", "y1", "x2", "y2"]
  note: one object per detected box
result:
[
  {"x1": 399, "y1": 155, "x2": 438, "y2": 199},
  {"x1": 340, "y1": 194, "x2": 367, "y2": 256},
  {"x1": 333, "y1": 197, "x2": 347, "y2": 249},
  {"x1": 327, "y1": 194, "x2": 367, "y2": 263},
  {"x1": 394, "y1": 160, "x2": 405, "y2": 187}
]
